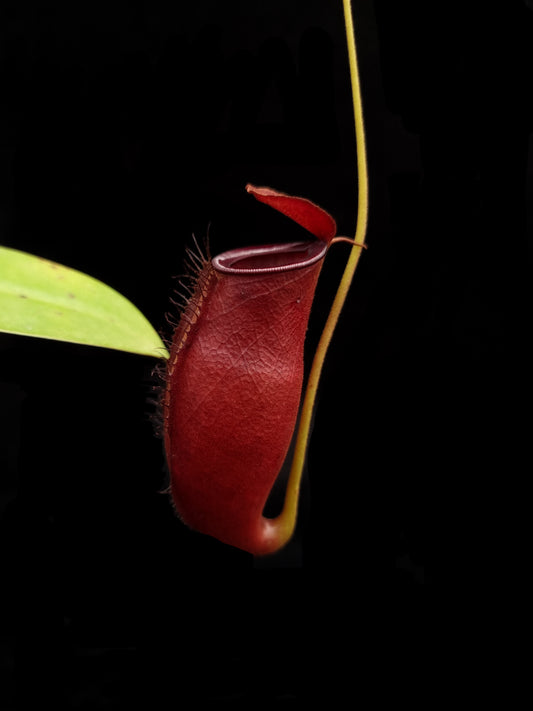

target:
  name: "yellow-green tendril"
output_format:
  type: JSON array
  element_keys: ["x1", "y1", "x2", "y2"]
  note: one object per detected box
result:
[{"x1": 272, "y1": 0, "x2": 369, "y2": 550}]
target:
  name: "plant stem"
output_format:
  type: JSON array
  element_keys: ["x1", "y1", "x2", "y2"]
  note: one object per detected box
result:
[{"x1": 272, "y1": 0, "x2": 369, "y2": 550}]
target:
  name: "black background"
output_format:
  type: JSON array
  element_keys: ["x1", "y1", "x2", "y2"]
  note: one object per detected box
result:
[{"x1": 1, "y1": 0, "x2": 531, "y2": 706}]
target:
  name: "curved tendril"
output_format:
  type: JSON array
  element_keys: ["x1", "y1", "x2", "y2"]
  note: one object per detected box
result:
[{"x1": 271, "y1": 0, "x2": 369, "y2": 551}]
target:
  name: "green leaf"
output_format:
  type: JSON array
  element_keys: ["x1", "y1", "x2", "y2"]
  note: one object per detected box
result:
[{"x1": 0, "y1": 246, "x2": 169, "y2": 359}]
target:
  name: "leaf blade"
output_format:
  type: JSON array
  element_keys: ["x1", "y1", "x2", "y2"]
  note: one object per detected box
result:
[{"x1": 0, "y1": 246, "x2": 169, "y2": 359}]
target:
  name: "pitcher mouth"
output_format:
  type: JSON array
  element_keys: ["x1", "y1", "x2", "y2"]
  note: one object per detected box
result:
[{"x1": 211, "y1": 240, "x2": 328, "y2": 275}]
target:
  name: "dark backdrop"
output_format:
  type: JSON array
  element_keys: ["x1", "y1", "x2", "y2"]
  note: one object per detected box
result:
[{"x1": 1, "y1": 0, "x2": 531, "y2": 706}]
